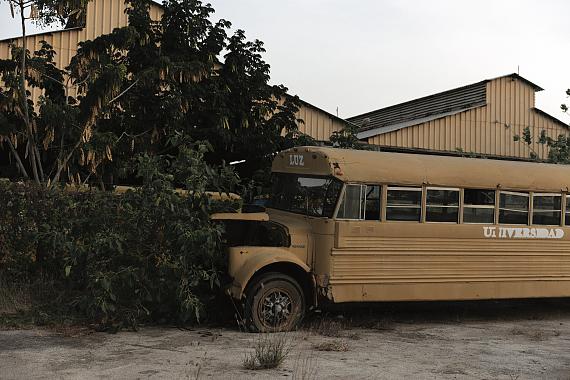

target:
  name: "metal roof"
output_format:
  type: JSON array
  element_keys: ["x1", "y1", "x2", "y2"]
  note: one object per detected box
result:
[
  {"x1": 348, "y1": 74, "x2": 545, "y2": 136},
  {"x1": 349, "y1": 80, "x2": 487, "y2": 133}
]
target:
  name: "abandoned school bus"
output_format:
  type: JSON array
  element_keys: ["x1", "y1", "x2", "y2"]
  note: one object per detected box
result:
[{"x1": 214, "y1": 146, "x2": 570, "y2": 332}]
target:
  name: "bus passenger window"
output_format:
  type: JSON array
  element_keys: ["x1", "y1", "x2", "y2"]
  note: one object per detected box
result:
[
  {"x1": 463, "y1": 189, "x2": 495, "y2": 224},
  {"x1": 566, "y1": 196, "x2": 570, "y2": 225},
  {"x1": 533, "y1": 194, "x2": 561, "y2": 225},
  {"x1": 386, "y1": 187, "x2": 422, "y2": 221},
  {"x1": 364, "y1": 185, "x2": 381, "y2": 220},
  {"x1": 426, "y1": 188, "x2": 459, "y2": 222},
  {"x1": 499, "y1": 191, "x2": 529, "y2": 225},
  {"x1": 337, "y1": 184, "x2": 364, "y2": 219}
]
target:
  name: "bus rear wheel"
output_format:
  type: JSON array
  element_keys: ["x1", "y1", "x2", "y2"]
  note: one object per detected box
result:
[{"x1": 244, "y1": 272, "x2": 305, "y2": 333}]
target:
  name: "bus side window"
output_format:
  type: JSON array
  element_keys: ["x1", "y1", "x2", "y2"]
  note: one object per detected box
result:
[
  {"x1": 364, "y1": 185, "x2": 381, "y2": 220},
  {"x1": 533, "y1": 193, "x2": 561, "y2": 226},
  {"x1": 463, "y1": 189, "x2": 495, "y2": 224},
  {"x1": 426, "y1": 187, "x2": 459, "y2": 223},
  {"x1": 386, "y1": 186, "x2": 422, "y2": 221},
  {"x1": 337, "y1": 184, "x2": 364, "y2": 219},
  {"x1": 566, "y1": 195, "x2": 570, "y2": 225},
  {"x1": 499, "y1": 191, "x2": 529, "y2": 225}
]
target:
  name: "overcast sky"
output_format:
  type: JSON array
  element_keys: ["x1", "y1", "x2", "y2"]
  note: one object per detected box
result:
[{"x1": 2, "y1": 0, "x2": 570, "y2": 120}]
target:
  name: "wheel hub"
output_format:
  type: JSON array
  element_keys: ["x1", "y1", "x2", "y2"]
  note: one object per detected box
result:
[{"x1": 261, "y1": 290, "x2": 292, "y2": 327}]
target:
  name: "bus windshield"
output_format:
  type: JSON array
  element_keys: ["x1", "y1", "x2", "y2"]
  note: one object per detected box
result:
[{"x1": 269, "y1": 173, "x2": 342, "y2": 217}]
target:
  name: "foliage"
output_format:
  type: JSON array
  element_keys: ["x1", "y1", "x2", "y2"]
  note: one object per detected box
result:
[
  {"x1": 329, "y1": 121, "x2": 367, "y2": 150},
  {"x1": 0, "y1": 142, "x2": 240, "y2": 329},
  {"x1": 513, "y1": 126, "x2": 570, "y2": 163},
  {"x1": 5, "y1": 0, "x2": 91, "y2": 26},
  {"x1": 0, "y1": 0, "x2": 312, "y2": 190},
  {"x1": 512, "y1": 90, "x2": 570, "y2": 163}
]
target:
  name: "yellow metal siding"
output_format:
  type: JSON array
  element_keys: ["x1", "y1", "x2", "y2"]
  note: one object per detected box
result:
[
  {"x1": 1, "y1": 1, "x2": 341, "y2": 143},
  {"x1": 329, "y1": 219, "x2": 570, "y2": 302},
  {"x1": 0, "y1": 0, "x2": 163, "y2": 101},
  {"x1": 367, "y1": 77, "x2": 569, "y2": 160},
  {"x1": 295, "y1": 104, "x2": 344, "y2": 141}
]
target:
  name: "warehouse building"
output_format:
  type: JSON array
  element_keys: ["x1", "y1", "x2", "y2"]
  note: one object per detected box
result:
[
  {"x1": 350, "y1": 74, "x2": 568, "y2": 160},
  {"x1": 0, "y1": 0, "x2": 346, "y2": 143},
  {"x1": 1, "y1": 1, "x2": 566, "y2": 160}
]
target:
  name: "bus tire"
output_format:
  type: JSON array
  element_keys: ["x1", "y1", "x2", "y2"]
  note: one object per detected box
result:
[{"x1": 244, "y1": 272, "x2": 305, "y2": 333}]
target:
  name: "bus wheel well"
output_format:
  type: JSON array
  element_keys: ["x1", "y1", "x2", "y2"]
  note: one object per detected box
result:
[{"x1": 246, "y1": 263, "x2": 314, "y2": 307}]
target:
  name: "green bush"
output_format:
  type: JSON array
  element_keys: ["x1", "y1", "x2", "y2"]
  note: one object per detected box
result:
[{"x1": 0, "y1": 143, "x2": 240, "y2": 329}]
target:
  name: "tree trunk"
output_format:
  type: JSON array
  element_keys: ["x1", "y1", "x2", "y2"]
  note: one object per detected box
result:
[
  {"x1": 6, "y1": 138, "x2": 29, "y2": 178},
  {"x1": 18, "y1": 0, "x2": 41, "y2": 184}
]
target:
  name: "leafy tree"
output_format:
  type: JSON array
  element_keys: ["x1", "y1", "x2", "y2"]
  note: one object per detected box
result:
[
  {"x1": 1, "y1": 0, "x2": 92, "y2": 183},
  {"x1": 68, "y1": 0, "x2": 311, "y2": 186},
  {"x1": 513, "y1": 127, "x2": 570, "y2": 163},
  {"x1": 1, "y1": 0, "x2": 312, "y2": 189},
  {"x1": 511, "y1": 88, "x2": 570, "y2": 163},
  {"x1": 329, "y1": 121, "x2": 368, "y2": 149}
]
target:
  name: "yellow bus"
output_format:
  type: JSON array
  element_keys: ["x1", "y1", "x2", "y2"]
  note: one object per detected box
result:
[{"x1": 214, "y1": 146, "x2": 570, "y2": 332}]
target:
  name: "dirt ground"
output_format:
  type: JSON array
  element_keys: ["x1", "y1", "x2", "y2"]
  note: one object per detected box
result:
[{"x1": 2, "y1": 299, "x2": 570, "y2": 379}]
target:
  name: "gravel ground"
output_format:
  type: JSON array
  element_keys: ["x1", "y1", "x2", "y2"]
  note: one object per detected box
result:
[{"x1": 2, "y1": 300, "x2": 570, "y2": 379}]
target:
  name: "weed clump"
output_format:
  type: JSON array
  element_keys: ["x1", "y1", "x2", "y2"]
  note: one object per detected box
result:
[
  {"x1": 243, "y1": 333, "x2": 291, "y2": 370},
  {"x1": 312, "y1": 340, "x2": 349, "y2": 352}
]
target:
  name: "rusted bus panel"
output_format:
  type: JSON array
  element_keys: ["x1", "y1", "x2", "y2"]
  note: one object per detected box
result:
[
  {"x1": 330, "y1": 280, "x2": 570, "y2": 303},
  {"x1": 329, "y1": 222, "x2": 570, "y2": 302}
]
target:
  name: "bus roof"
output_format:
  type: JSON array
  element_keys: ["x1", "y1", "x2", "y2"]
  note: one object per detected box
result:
[{"x1": 272, "y1": 146, "x2": 570, "y2": 193}]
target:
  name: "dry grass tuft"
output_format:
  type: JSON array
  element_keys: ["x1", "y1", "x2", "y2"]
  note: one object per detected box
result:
[
  {"x1": 312, "y1": 340, "x2": 349, "y2": 352},
  {"x1": 508, "y1": 326, "x2": 525, "y2": 336},
  {"x1": 242, "y1": 333, "x2": 291, "y2": 370}
]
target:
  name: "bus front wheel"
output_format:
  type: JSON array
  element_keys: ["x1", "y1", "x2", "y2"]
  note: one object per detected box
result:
[{"x1": 244, "y1": 272, "x2": 305, "y2": 333}]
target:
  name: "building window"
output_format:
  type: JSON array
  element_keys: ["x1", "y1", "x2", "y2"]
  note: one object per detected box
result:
[
  {"x1": 426, "y1": 188, "x2": 459, "y2": 223},
  {"x1": 337, "y1": 184, "x2": 364, "y2": 219},
  {"x1": 499, "y1": 191, "x2": 529, "y2": 225},
  {"x1": 463, "y1": 189, "x2": 495, "y2": 224},
  {"x1": 532, "y1": 194, "x2": 561, "y2": 225},
  {"x1": 386, "y1": 187, "x2": 422, "y2": 221}
]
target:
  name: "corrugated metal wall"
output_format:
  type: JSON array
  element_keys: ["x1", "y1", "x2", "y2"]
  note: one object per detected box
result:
[
  {"x1": 0, "y1": 0, "x2": 163, "y2": 101},
  {"x1": 367, "y1": 77, "x2": 568, "y2": 160},
  {"x1": 296, "y1": 104, "x2": 345, "y2": 141},
  {"x1": 1, "y1": 1, "x2": 342, "y2": 142}
]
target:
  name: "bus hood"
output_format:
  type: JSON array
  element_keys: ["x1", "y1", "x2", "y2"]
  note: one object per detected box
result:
[
  {"x1": 210, "y1": 212, "x2": 269, "y2": 221},
  {"x1": 265, "y1": 208, "x2": 313, "y2": 235},
  {"x1": 211, "y1": 209, "x2": 312, "y2": 235}
]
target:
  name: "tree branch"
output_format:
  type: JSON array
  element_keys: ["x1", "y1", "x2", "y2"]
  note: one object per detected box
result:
[
  {"x1": 5, "y1": 137, "x2": 29, "y2": 178},
  {"x1": 108, "y1": 79, "x2": 139, "y2": 104}
]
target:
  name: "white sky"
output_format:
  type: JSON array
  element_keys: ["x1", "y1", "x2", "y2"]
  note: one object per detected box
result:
[{"x1": 1, "y1": 0, "x2": 570, "y2": 121}]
